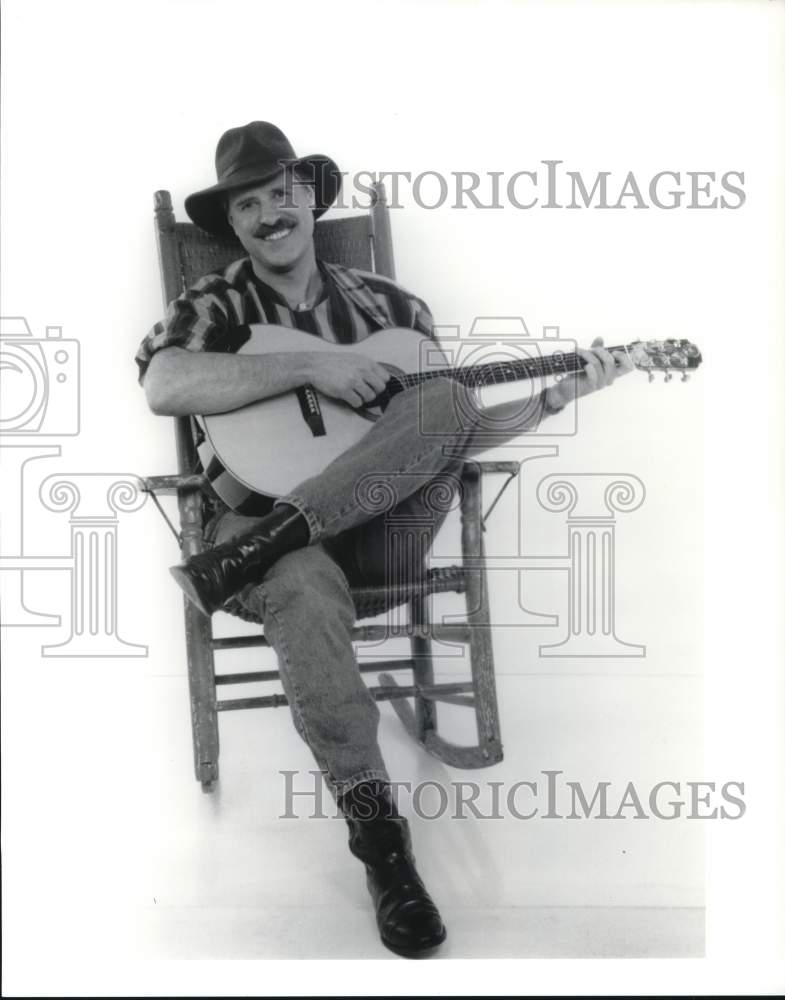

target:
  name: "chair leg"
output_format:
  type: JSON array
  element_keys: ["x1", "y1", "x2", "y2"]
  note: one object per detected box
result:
[
  {"x1": 462, "y1": 563, "x2": 503, "y2": 765},
  {"x1": 460, "y1": 463, "x2": 503, "y2": 765},
  {"x1": 183, "y1": 598, "x2": 219, "y2": 789},
  {"x1": 382, "y1": 595, "x2": 438, "y2": 752},
  {"x1": 410, "y1": 594, "x2": 437, "y2": 740},
  {"x1": 380, "y1": 465, "x2": 505, "y2": 769},
  {"x1": 174, "y1": 478, "x2": 220, "y2": 790}
]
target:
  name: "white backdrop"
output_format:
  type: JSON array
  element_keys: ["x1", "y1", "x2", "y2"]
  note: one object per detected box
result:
[{"x1": 2, "y1": 0, "x2": 784, "y2": 994}]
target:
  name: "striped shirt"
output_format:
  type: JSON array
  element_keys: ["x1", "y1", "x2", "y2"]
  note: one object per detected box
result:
[{"x1": 136, "y1": 257, "x2": 434, "y2": 382}]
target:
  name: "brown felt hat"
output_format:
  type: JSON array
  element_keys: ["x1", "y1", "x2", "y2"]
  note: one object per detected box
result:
[{"x1": 184, "y1": 121, "x2": 342, "y2": 235}]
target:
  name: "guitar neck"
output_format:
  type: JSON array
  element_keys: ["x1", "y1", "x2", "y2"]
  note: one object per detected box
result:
[{"x1": 389, "y1": 345, "x2": 630, "y2": 392}]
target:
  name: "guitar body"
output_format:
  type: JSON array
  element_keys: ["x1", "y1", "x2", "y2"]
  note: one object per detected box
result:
[
  {"x1": 195, "y1": 326, "x2": 702, "y2": 513},
  {"x1": 197, "y1": 325, "x2": 450, "y2": 513}
]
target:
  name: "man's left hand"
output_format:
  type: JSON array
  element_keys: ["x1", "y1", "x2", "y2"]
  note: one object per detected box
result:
[{"x1": 545, "y1": 337, "x2": 634, "y2": 411}]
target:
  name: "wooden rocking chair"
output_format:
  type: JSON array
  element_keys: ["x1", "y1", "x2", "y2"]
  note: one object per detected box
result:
[{"x1": 141, "y1": 183, "x2": 517, "y2": 790}]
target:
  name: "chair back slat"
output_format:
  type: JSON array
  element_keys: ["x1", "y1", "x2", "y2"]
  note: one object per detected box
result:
[
  {"x1": 173, "y1": 215, "x2": 377, "y2": 290},
  {"x1": 175, "y1": 225, "x2": 244, "y2": 289},
  {"x1": 157, "y1": 183, "x2": 394, "y2": 295}
]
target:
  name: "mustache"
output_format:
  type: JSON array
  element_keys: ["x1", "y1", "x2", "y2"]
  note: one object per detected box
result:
[{"x1": 253, "y1": 221, "x2": 296, "y2": 239}]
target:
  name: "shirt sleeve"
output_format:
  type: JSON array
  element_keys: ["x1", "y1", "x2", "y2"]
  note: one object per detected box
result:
[{"x1": 135, "y1": 285, "x2": 231, "y2": 384}]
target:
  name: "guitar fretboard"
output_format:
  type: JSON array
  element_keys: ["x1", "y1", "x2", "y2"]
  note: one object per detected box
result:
[{"x1": 388, "y1": 345, "x2": 629, "y2": 392}]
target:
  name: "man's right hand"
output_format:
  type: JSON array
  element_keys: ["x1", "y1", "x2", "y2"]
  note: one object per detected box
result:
[
  {"x1": 305, "y1": 353, "x2": 391, "y2": 409},
  {"x1": 143, "y1": 346, "x2": 393, "y2": 417}
]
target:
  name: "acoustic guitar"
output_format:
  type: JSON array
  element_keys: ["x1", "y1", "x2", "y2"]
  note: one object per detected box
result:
[{"x1": 195, "y1": 325, "x2": 702, "y2": 514}]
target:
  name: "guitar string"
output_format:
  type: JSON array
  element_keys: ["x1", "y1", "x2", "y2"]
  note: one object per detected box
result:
[
  {"x1": 389, "y1": 344, "x2": 697, "y2": 391},
  {"x1": 398, "y1": 347, "x2": 630, "y2": 386}
]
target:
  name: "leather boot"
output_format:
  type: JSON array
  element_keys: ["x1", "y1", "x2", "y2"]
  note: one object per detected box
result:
[
  {"x1": 169, "y1": 503, "x2": 310, "y2": 615},
  {"x1": 339, "y1": 781, "x2": 447, "y2": 958}
]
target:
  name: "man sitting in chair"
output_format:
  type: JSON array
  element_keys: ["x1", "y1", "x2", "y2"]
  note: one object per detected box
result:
[{"x1": 137, "y1": 121, "x2": 632, "y2": 958}]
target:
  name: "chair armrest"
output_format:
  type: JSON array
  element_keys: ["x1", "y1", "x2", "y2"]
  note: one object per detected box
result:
[
  {"x1": 471, "y1": 461, "x2": 521, "y2": 476},
  {"x1": 139, "y1": 474, "x2": 209, "y2": 494},
  {"x1": 459, "y1": 460, "x2": 521, "y2": 530},
  {"x1": 140, "y1": 464, "x2": 515, "y2": 496}
]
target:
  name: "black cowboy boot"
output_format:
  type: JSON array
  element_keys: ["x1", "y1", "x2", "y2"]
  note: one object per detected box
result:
[
  {"x1": 169, "y1": 503, "x2": 309, "y2": 615},
  {"x1": 339, "y1": 781, "x2": 447, "y2": 958}
]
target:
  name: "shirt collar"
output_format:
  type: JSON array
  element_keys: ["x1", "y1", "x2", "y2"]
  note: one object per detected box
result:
[
  {"x1": 242, "y1": 258, "x2": 328, "y2": 311},
  {"x1": 319, "y1": 261, "x2": 393, "y2": 329},
  {"x1": 237, "y1": 257, "x2": 393, "y2": 328}
]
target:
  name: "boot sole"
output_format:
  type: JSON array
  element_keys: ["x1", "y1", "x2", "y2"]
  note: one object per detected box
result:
[
  {"x1": 169, "y1": 565, "x2": 216, "y2": 617},
  {"x1": 381, "y1": 926, "x2": 447, "y2": 959}
]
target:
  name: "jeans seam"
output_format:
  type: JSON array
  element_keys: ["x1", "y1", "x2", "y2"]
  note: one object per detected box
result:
[
  {"x1": 256, "y1": 585, "x2": 331, "y2": 781},
  {"x1": 256, "y1": 572, "x2": 387, "y2": 795}
]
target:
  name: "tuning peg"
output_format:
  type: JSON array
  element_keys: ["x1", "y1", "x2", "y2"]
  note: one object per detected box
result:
[
  {"x1": 681, "y1": 372, "x2": 690, "y2": 382},
  {"x1": 664, "y1": 372, "x2": 673, "y2": 383}
]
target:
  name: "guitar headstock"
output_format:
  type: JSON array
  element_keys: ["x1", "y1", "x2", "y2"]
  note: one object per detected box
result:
[{"x1": 628, "y1": 339, "x2": 703, "y2": 382}]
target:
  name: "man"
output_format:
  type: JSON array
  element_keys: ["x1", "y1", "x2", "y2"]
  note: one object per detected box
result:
[{"x1": 137, "y1": 121, "x2": 632, "y2": 958}]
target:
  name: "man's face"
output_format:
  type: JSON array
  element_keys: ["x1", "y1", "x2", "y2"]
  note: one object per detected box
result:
[{"x1": 226, "y1": 170, "x2": 315, "y2": 274}]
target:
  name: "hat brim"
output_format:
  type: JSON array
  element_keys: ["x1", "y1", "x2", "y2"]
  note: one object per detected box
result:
[{"x1": 184, "y1": 154, "x2": 342, "y2": 235}]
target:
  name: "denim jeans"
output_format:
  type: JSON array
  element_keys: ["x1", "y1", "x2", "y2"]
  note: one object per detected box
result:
[{"x1": 207, "y1": 379, "x2": 547, "y2": 800}]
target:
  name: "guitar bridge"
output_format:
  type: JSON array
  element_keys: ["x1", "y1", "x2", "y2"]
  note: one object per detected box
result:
[{"x1": 296, "y1": 385, "x2": 326, "y2": 437}]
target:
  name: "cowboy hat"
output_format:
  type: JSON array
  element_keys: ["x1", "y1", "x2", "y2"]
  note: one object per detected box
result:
[{"x1": 184, "y1": 121, "x2": 342, "y2": 235}]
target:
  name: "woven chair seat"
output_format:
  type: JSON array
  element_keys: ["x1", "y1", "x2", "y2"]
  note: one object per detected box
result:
[{"x1": 222, "y1": 564, "x2": 468, "y2": 626}]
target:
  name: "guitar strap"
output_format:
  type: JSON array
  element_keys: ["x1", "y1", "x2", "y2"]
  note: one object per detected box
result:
[{"x1": 191, "y1": 414, "x2": 206, "y2": 448}]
